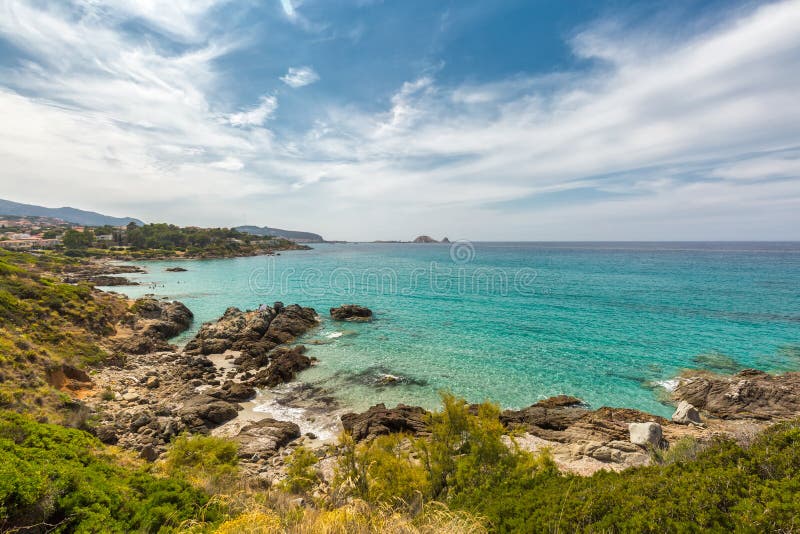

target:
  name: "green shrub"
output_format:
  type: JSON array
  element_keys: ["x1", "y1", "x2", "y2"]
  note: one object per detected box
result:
[
  {"x1": 0, "y1": 410, "x2": 214, "y2": 533},
  {"x1": 280, "y1": 446, "x2": 319, "y2": 494},
  {"x1": 164, "y1": 433, "x2": 240, "y2": 492}
]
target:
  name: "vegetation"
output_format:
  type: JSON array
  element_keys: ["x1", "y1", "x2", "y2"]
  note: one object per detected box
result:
[
  {"x1": 60, "y1": 222, "x2": 304, "y2": 258},
  {"x1": 3, "y1": 248, "x2": 800, "y2": 532},
  {"x1": 332, "y1": 394, "x2": 800, "y2": 533},
  {"x1": 0, "y1": 411, "x2": 216, "y2": 533},
  {"x1": 0, "y1": 249, "x2": 123, "y2": 421}
]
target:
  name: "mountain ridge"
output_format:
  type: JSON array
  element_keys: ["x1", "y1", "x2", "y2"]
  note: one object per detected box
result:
[
  {"x1": 0, "y1": 198, "x2": 144, "y2": 227},
  {"x1": 234, "y1": 225, "x2": 324, "y2": 242}
]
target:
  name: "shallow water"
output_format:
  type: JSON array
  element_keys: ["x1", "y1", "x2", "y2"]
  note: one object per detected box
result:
[{"x1": 106, "y1": 242, "x2": 800, "y2": 416}]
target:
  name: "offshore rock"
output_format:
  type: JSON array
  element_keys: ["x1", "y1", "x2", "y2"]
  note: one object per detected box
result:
[{"x1": 330, "y1": 304, "x2": 373, "y2": 322}]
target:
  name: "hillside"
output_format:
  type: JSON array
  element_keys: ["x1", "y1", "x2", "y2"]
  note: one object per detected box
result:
[
  {"x1": 0, "y1": 198, "x2": 144, "y2": 227},
  {"x1": 235, "y1": 225, "x2": 324, "y2": 242}
]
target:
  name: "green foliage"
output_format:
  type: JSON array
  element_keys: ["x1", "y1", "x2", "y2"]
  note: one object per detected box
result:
[
  {"x1": 334, "y1": 393, "x2": 556, "y2": 513},
  {"x1": 280, "y1": 446, "x2": 320, "y2": 494},
  {"x1": 446, "y1": 420, "x2": 800, "y2": 533},
  {"x1": 164, "y1": 433, "x2": 240, "y2": 492},
  {"x1": 0, "y1": 410, "x2": 215, "y2": 533},
  {"x1": 62, "y1": 228, "x2": 94, "y2": 249}
]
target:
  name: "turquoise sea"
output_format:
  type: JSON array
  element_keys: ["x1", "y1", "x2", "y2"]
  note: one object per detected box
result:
[{"x1": 107, "y1": 242, "x2": 800, "y2": 417}]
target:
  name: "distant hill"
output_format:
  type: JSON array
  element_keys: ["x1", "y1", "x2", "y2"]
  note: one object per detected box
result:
[
  {"x1": 235, "y1": 225, "x2": 324, "y2": 243},
  {"x1": 0, "y1": 199, "x2": 143, "y2": 227}
]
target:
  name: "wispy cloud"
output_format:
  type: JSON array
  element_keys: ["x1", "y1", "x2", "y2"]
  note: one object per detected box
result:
[
  {"x1": 280, "y1": 66, "x2": 320, "y2": 88},
  {"x1": 228, "y1": 95, "x2": 278, "y2": 126},
  {"x1": 0, "y1": 0, "x2": 798, "y2": 239}
]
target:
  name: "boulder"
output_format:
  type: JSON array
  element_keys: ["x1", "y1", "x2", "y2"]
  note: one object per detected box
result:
[
  {"x1": 248, "y1": 346, "x2": 312, "y2": 388},
  {"x1": 179, "y1": 395, "x2": 239, "y2": 429},
  {"x1": 330, "y1": 304, "x2": 373, "y2": 322},
  {"x1": 166, "y1": 267, "x2": 188, "y2": 272},
  {"x1": 628, "y1": 422, "x2": 665, "y2": 448},
  {"x1": 341, "y1": 403, "x2": 430, "y2": 442},
  {"x1": 209, "y1": 381, "x2": 256, "y2": 402},
  {"x1": 672, "y1": 401, "x2": 702, "y2": 425},
  {"x1": 234, "y1": 418, "x2": 301, "y2": 459},
  {"x1": 674, "y1": 370, "x2": 800, "y2": 420}
]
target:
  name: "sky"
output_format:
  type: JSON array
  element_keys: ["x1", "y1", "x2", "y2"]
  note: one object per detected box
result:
[{"x1": 0, "y1": 0, "x2": 799, "y2": 241}]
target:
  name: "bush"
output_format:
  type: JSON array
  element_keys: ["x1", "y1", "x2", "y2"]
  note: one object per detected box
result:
[
  {"x1": 280, "y1": 446, "x2": 319, "y2": 494},
  {"x1": 0, "y1": 410, "x2": 214, "y2": 532},
  {"x1": 163, "y1": 433, "x2": 240, "y2": 493}
]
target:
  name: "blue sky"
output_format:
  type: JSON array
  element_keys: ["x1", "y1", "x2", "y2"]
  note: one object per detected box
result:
[{"x1": 0, "y1": 0, "x2": 799, "y2": 240}]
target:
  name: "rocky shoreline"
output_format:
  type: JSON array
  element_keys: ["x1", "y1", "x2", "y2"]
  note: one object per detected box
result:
[{"x1": 63, "y1": 264, "x2": 800, "y2": 483}]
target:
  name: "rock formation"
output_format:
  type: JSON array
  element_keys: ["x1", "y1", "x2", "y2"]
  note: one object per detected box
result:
[
  {"x1": 330, "y1": 304, "x2": 373, "y2": 322},
  {"x1": 109, "y1": 298, "x2": 193, "y2": 354},
  {"x1": 412, "y1": 235, "x2": 438, "y2": 243},
  {"x1": 674, "y1": 370, "x2": 800, "y2": 420},
  {"x1": 184, "y1": 303, "x2": 317, "y2": 357},
  {"x1": 341, "y1": 403, "x2": 430, "y2": 441}
]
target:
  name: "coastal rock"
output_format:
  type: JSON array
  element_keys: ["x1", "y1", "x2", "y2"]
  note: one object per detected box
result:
[
  {"x1": 179, "y1": 395, "x2": 239, "y2": 430},
  {"x1": 165, "y1": 266, "x2": 187, "y2": 272},
  {"x1": 672, "y1": 401, "x2": 702, "y2": 425},
  {"x1": 674, "y1": 370, "x2": 800, "y2": 420},
  {"x1": 185, "y1": 303, "x2": 317, "y2": 355},
  {"x1": 412, "y1": 235, "x2": 438, "y2": 243},
  {"x1": 501, "y1": 397, "x2": 668, "y2": 446},
  {"x1": 500, "y1": 397, "x2": 590, "y2": 440},
  {"x1": 629, "y1": 422, "x2": 666, "y2": 449},
  {"x1": 110, "y1": 298, "x2": 193, "y2": 354},
  {"x1": 86, "y1": 275, "x2": 138, "y2": 286},
  {"x1": 341, "y1": 403, "x2": 430, "y2": 442},
  {"x1": 248, "y1": 346, "x2": 312, "y2": 388},
  {"x1": 234, "y1": 419, "x2": 301, "y2": 459},
  {"x1": 330, "y1": 304, "x2": 373, "y2": 322},
  {"x1": 209, "y1": 381, "x2": 256, "y2": 402},
  {"x1": 441, "y1": 237, "x2": 451, "y2": 243}
]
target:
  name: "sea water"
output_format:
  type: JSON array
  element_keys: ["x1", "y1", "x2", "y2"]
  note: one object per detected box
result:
[{"x1": 106, "y1": 242, "x2": 800, "y2": 416}]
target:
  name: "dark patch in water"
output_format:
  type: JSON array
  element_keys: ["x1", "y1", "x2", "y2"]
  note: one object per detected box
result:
[
  {"x1": 693, "y1": 352, "x2": 741, "y2": 374},
  {"x1": 335, "y1": 366, "x2": 428, "y2": 388}
]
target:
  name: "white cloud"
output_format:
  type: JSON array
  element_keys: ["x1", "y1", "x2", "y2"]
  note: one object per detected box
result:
[
  {"x1": 280, "y1": 0, "x2": 296, "y2": 20},
  {"x1": 210, "y1": 156, "x2": 245, "y2": 170},
  {"x1": 280, "y1": 66, "x2": 320, "y2": 88},
  {"x1": 227, "y1": 95, "x2": 278, "y2": 126},
  {"x1": 0, "y1": 0, "x2": 799, "y2": 239}
]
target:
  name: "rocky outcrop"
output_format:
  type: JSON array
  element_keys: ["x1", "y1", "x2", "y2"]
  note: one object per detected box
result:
[
  {"x1": 47, "y1": 364, "x2": 92, "y2": 390},
  {"x1": 209, "y1": 381, "x2": 257, "y2": 402},
  {"x1": 341, "y1": 403, "x2": 430, "y2": 442},
  {"x1": 179, "y1": 394, "x2": 240, "y2": 430},
  {"x1": 165, "y1": 266, "x2": 187, "y2": 272},
  {"x1": 234, "y1": 419, "x2": 301, "y2": 459},
  {"x1": 330, "y1": 304, "x2": 373, "y2": 322},
  {"x1": 185, "y1": 303, "x2": 317, "y2": 356},
  {"x1": 85, "y1": 275, "x2": 139, "y2": 286},
  {"x1": 412, "y1": 235, "x2": 438, "y2": 243},
  {"x1": 247, "y1": 346, "x2": 313, "y2": 388},
  {"x1": 109, "y1": 298, "x2": 193, "y2": 354},
  {"x1": 674, "y1": 370, "x2": 800, "y2": 420}
]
